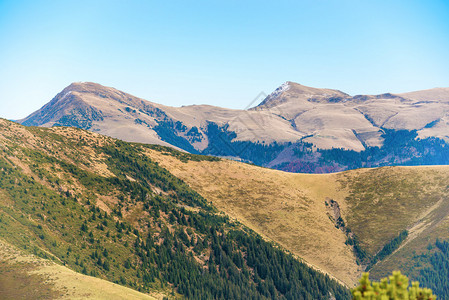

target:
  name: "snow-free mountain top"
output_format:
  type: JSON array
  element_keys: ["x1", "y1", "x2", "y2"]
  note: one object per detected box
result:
[
  {"x1": 19, "y1": 81, "x2": 449, "y2": 157},
  {"x1": 19, "y1": 81, "x2": 306, "y2": 150},
  {"x1": 253, "y1": 81, "x2": 449, "y2": 150},
  {"x1": 397, "y1": 87, "x2": 449, "y2": 102},
  {"x1": 20, "y1": 82, "x2": 174, "y2": 147},
  {"x1": 255, "y1": 81, "x2": 349, "y2": 110}
]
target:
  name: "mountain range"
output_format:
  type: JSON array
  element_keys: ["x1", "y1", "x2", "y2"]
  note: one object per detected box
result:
[
  {"x1": 4, "y1": 81, "x2": 449, "y2": 298},
  {"x1": 19, "y1": 82, "x2": 449, "y2": 173}
]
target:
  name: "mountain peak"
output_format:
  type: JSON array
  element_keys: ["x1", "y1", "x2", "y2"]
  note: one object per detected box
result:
[
  {"x1": 62, "y1": 82, "x2": 117, "y2": 94},
  {"x1": 255, "y1": 81, "x2": 349, "y2": 109},
  {"x1": 18, "y1": 82, "x2": 113, "y2": 128}
]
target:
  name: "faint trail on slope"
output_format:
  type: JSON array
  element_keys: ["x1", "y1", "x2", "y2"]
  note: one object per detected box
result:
[{"x1": 381, "y1": 112, "x2": 399, "y2": 128}]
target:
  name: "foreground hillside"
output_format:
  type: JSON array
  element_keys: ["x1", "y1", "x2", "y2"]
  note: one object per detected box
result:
[
  {"x1": 3, "y1": 118, "x2": 449, "y2": 298},
  {"x1": 19, "y1": 82, "x2": 449, "y2": 173},
  {"x1": 146, "y1": 147, "x2": 449, "y2": 291},
  {"x1": 0, "y1": 119, "x2": 349, "y2": 299},
  {"x1": 0, "y1": 239, "x2": 155, "y2": 299}
]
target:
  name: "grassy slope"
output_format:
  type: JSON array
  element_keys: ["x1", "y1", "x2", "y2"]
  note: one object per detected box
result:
[
  {"x1": 146, "y1": 149, "x2": 360, "y2": 286},
  {"x1": 0, "y1": 238, "x2": 156, "y2": 299},
  {"x1": 146, "y1": 149, "x2": 449, "y2": 286},
  {"x1": 0, "y1": 119, "x2": 349, "y2": 299},
  {"x1": 0, "y1": 120, "x2": 170, "y2": 298},
  {"x1": 343, "y1": 166, "x2": 449, "y2": 280}
]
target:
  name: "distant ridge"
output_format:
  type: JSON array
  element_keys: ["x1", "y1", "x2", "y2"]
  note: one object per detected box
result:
[
  {"x1": 18, "y1": 81, "x2": 449, "y2": 173},
  {"x1": 397, "y1": 87, "x2": 449, "y2": 102}
]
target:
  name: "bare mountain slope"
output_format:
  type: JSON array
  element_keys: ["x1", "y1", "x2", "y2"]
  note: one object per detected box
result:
[
  {"x1": 19, "y1": 81, "x2": 449, "y2": 162},
  {"x1": 253, "y1": 82, "x2": 449, "y2": 150},
  {"x1": 397, "y1": 87, "x2": 449, "y2": 102},
  {"x1": 20, "y1": 82, "x2": 173, "y2": 148},
  {"x1": 20, "y1": 82, "x2": 306, "y2": 152}
]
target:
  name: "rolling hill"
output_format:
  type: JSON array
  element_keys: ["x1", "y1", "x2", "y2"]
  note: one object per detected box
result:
[
  {"x1": 145, "y1": 148, "x2": 449, "y2": 288},
  {"x1": 18, "y1": 82, "x2": 449, "y2": 173}
]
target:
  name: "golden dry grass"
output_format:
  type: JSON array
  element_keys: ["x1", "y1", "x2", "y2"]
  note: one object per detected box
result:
[
  {"x1": 147, "y1": 149, "x2": 449, "y2": 286},
  {"x1": 0, "y1": 238, "x2": 157, "y2": 300},
  {"x1": 340, "y1": 166, "x2": 449, "y2": 254},
  {"x1": 146, "y1": 149, "x2": 362, "y2": 286}
]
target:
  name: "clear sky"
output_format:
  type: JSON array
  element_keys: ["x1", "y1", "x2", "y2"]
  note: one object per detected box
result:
[{"x1": 1, "y1": 0, "x2": 448, "y2": 120}]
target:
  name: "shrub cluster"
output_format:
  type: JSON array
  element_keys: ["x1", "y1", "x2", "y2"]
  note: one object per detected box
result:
[{"x1": 352, "y1": 271, "x2": 436, "y2": 300}]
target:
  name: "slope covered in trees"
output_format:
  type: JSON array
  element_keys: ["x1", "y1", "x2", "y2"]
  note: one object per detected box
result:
[
  {"x1": 179, "y1": 124, "x2": 449, "y2": 174},
  {"x1": 275, "y1": 129, "x2": 449, "y2": 173},
  {"x1": 412, "y1": 239, "x2": 449, "y2": 298}
]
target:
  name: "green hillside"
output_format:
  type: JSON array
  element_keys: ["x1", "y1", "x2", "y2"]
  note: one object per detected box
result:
[{"x1": 0, "y1": 119, "x2": 349, "y2": 299}]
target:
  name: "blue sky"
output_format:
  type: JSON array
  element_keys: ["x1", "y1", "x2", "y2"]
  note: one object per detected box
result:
[{"x1": 1, "y1": 0, "x2": 448, "y2": 119}]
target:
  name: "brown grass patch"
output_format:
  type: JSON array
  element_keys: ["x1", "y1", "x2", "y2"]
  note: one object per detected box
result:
[
  {"x1": 0, "y1": 239, "x2": 156, "y2": 300},
  {"x1": 146, "y1": 149, "x2": 361, "y2": 286}
]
